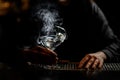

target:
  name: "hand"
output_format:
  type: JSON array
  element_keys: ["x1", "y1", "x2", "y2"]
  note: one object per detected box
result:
[
  {"x1": 22, "y1": 46, "x2": 58, "y2": 65},
  {"x1": 78, "y1": 51, "x2": 107, "y2": 70}
]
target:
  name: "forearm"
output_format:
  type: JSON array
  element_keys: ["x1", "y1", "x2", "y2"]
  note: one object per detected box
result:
[
  {"x1": 102, "y1": 40, "x2": 120, "y2": 62},
  {"x1": 91, "y1": 1, "x2": 120, "y2": 62}
]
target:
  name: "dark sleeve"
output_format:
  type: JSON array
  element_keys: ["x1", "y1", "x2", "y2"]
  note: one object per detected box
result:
[{"x1": 91, "y1": 1, "x2": 120, "y2": 62}]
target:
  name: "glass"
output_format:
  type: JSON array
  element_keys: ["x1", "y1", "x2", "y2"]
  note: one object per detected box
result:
[{"x1": 37, "y1": 26, "x2": 67, "y2": 50}]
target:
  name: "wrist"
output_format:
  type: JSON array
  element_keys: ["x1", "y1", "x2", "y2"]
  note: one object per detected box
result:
[{"x1": 96, "y1": 51, "x2": 107, "y2": 60}]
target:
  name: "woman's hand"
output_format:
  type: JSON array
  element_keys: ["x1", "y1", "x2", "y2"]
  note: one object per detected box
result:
[
  {"x1": 78, "y1": 51, "x2": 107, "y2": 70},
  {"x1": 22, "y1": 46, "x2": 58, "y2": 65}
]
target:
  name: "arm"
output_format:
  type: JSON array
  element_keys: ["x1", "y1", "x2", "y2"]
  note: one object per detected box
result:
[
  {"x1": 79, "y1": 0, "x2": 120, "y2": 69},
  {"x1": 91, "y1": 1, "x2": 120, "y2": 62},
  {"x1": 22, "y1": 1, "x2": 67, "y2": 65}
]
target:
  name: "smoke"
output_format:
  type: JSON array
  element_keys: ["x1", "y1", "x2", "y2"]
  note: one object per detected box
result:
[
  {"x1": 40, "y1": 9, "x2": 58, "y2": 35},
  {"x1": 33, "y1": 2, "x2": 67, "y2": 50},
  {"x1": 34, "y1": 2, "x2": 63, "y2": 35}
]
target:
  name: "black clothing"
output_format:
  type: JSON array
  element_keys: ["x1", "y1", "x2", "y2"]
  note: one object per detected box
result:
[
  {"x1": 0, "y1": 0, "x2": 120, "y2": 80},
  {"x1": 31, "y1": 0, "x2": 120, "y2": 62},
  {"x1": 0, "y1": 0, "x2": 120, "y2": 65},
  {"x1": 57, "y1": 0, "x2": 120, "y2": 62}
]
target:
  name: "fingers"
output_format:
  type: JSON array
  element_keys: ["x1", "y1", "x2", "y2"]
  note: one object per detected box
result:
[
  {"x1": 78, "y1": 53, "x2": 104, "y2": 70},
  {"x1": 98, "y1": 60, "x2": 103, "y2": 69},
  {"x1": 46, "y1": 48, "x2": 57, "y2": 56},
  {"x1": 31, "y1": 46, "x2": 57, "y2": 57},
  {"x1": 85, "y1": 57, "x2": 95, "y2": 69},
  {"x1": 22, "y1": 46, "x2": 58, "y2": 65},
  {"x1": 23, "y1": 46, "x2": 57, "y2": 57},
  {"x1": 78, "y1": 55, "x2": 90, "y2": 68},
  {"x1": 92, "y1": 59, "x2": 99, "y2": 69}
]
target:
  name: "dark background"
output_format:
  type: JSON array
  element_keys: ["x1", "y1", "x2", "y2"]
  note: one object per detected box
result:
[{"x1": 95, "y1": 0, "x2": 120, "y2": 38}]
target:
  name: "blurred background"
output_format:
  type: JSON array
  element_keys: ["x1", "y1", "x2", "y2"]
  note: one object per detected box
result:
[{"x1": 0, "y1": 0, "x2": 119, "y2": 35}]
